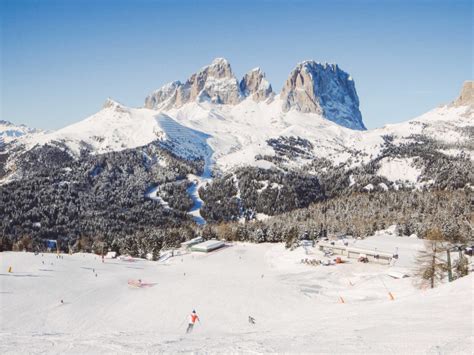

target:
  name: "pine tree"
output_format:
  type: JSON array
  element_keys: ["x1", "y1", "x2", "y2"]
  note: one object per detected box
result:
[{"x1": 415, "y1": 228, "x2": 448, "y2": 289}]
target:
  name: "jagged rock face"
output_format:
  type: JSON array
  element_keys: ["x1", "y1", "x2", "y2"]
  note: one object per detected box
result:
[
  {"x1": 239, "y1": 68, "x2": 274, "y2": 102},
  {"x1": 145, "y1": 58, "x2": 242, "y2": 109},
  {"x1": 280, "y1": 61, "x2": 365, "y2": 130},
  {"x1": 145, "y1": 58, "x2": 366, "y2": 130},
  {"x1": 452, "y1": 81, "x2": 473, "y2": 107},
  {"x1": 144, "y1": 81, "x2": 182, "y2": 110}
]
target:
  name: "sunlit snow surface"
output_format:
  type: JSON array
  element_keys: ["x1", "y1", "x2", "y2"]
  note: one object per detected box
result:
[
  {"x1": 377, "y1": 157, "x2": 421, "y2": 184},
  {"x1": 0, "y1": 233, "x2": 472, "y2": 354}
]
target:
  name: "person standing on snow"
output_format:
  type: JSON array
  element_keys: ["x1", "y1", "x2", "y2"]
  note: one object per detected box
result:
[{"x1": 186, "y1": 310, "x2": 200, "y2": 333}]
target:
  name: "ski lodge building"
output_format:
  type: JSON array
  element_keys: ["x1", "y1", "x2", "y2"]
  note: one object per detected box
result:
[{"x1": 190, "y1": 239, "x2": 225, "y2": 253}]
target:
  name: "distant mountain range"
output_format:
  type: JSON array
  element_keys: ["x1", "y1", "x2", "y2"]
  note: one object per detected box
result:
[{"x1": 0, "y1": 120, "x2": 43, "y2": 147}]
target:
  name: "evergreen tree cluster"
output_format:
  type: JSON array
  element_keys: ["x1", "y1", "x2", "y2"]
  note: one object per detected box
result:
[
  {"x1": 1, "y1": 130, "x2": 472, "y2": 255},
  {"x1": 202, "y1": 189, "x2": 472, "y2": 245},
  {"x1": 0, "y1": 143, "x2": 200, "y2": 251}
]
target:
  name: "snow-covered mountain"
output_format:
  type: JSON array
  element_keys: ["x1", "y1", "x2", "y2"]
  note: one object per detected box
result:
[
  {"x1": 157, "y1": 75, "x2": 471, "y2": 175},
  {"x1": 145, "y1": 58, "x2": 245, "y2": 109},
  {"x1": 145, "y1": 58, "x2": 361, "y2": 129},
  {"x1": 0, "y1": 120, "x2": 43, "y2": 146},
  {"x1": 13, "y1": 98, "x2": 212, "y2": 161},
  {"x1": 2, "y1": 59, "x2": 472, "y2": 185}
]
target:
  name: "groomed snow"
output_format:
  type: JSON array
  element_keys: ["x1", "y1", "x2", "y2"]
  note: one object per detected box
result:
[{"x1": 1, "y1": 234, "x2": 472, "y2": 354}]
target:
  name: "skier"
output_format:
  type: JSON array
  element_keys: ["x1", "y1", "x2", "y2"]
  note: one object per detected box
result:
[
  {"x1": 186, "y1": 310, "x2": 200, "y2": 334},
  {"x1": 248, "y1": 316, "x2": 256, "y2": 324}
]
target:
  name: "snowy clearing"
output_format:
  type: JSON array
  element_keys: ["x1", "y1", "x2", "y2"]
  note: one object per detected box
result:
[
  {"x1": 377, "y1": 157, "x2": 421, "y2": 184},
  {"x1": 144, "y1": 185, "x2": 170, "y2": 209},
  {"x1": 0, "y1": 235, "x2": 472, "y2": 354}
]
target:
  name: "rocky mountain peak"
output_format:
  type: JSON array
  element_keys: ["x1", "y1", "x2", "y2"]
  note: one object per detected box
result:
[
  {"x1": 102, "y1": 98, "x2": 129, "y2": 114},
  {"x1": 452, "y1": 81, "x2": 473, "y2": 107},
  {"x1": 144, "y1": 81, "x2": 182, "y2": 110},
  {"x1": 280, "y1": 61, "x2": 365, "y2": 130},
  {"x1": 103, "y1": 98, "x2": 122, "y2": 109},
  {"x1": 205, "y1": 57, "x2": 234, "y2": 79},
  {"x1": 145, "y1": 59, "x2": 364, "y2": 130},
  {"x1": 240, "y1": 68, "x2": 274, "y2": 102},
  {"x1": 145, "y1": 58, "x2": 242, "y2": 109}
]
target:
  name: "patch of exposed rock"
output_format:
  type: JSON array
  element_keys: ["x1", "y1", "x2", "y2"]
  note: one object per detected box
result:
[
  {"x1": 239, "y1": 68, "x2": 274, "y2": 102},
  {"x1": 145, "y1": 58, "x2": 242, "y2": 109},
  {"x1": 280, "y1": 61, "x2": 365, "y2": 130},
  {"x1": 452, "y1": 81, "x2": 473, "y2": 108}
]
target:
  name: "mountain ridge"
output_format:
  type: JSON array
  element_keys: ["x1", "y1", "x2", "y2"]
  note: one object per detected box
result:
[
  {"x1": 145, "y1": 58, "x2": 364, "y2": 129},
  {"x1": 2, "y1": 80, "x2": 472, "y2": 178}
]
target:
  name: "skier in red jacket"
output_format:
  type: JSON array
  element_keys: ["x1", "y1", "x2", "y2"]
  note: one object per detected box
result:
[{"x1": 186, "y1": 310, "x2": 200, "y2": 333}]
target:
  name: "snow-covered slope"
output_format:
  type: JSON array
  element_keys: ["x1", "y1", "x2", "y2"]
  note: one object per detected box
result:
[
  {"x1": 18, "y1": 99, "x2": 210, "y2": 160},
  {"x1": 165, "y1": 96, "x2": 356, "y2": 171},
  {"x1": 1, "y1": 236, "x2": 472, "y2": 353},
  {"x1": 162, "y1": 86, "x2": 473, "y2": 173},
  {"x1": 20, "y1": 98, "x2": 165, "y2": 156}
]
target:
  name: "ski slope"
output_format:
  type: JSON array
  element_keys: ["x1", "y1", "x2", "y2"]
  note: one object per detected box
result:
[
  {"x1": 147, "y1": 114, "x2": 213, "y2": 223},
  {"x1": 186, "y1": 145, "x2": 213, "y2": 225},
  {"x1": 1, "y1": 235, "x2": 472, "y2": 354}
]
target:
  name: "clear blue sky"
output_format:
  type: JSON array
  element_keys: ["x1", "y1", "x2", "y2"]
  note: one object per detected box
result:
[{"x1": 1, "y1": 0, "x2": 472, "y2": 130}]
